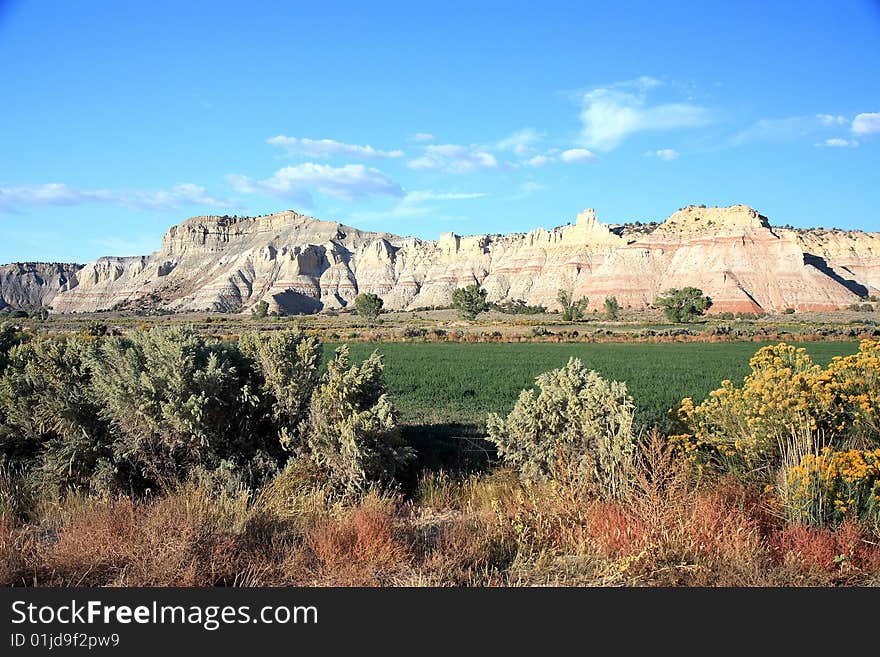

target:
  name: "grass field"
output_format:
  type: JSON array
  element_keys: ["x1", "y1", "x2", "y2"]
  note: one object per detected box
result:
[{"x1": 332, "y1": 341, "x2": 860, "y2": 435}]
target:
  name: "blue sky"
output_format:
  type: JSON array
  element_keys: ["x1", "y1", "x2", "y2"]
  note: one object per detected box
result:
[{"x1": 1, "y1": 0, "x2": 879, "y2": 264}]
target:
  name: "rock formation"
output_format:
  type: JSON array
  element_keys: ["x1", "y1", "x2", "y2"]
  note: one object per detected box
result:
[
  {"x1": 0, "y1": 262, "x2": 82, "y2": 311},
  {"x1": 6, "y1": 204, "x2": 878, "y2": 315}
]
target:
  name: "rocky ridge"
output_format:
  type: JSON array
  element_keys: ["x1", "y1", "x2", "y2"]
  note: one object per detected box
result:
[
  {"x1": 7, "y1": 205, "x2": 879, "y2": 315},
  {"x1": 0, "y1": 262, "x2": 83, "y2": 311}
]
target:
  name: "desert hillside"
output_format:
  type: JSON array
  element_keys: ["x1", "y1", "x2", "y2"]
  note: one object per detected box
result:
[
  {"x1": 0, "y1": 262, "x2": 82, "y2": 311},
  {"x1": 3, "y1": 205, "x2": 878, "y2": 314}
]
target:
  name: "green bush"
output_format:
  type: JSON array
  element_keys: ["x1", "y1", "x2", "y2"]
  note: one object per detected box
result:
[
  {"x1": 307, "y1": 346, "x2": 413, "y2": 496},
  {"x1": 251, "y1": 300, "x2": 269, "y2": 318},
  {"x1": 353, "y1": 293, "x2": 384, "y2": 321},
  {"x1": 655, "y1": 287, "x2": 713, "y2": 323},
  {"x1": 0, "y1": 323, "x2": 28, "y2": 374},
  {"x1": 492, "y1": 299, "x2": 546, "y2": 315},
  {"x1": 486, "y1": 357, "x2": 635, "y2": 499},
  {"x1": 0, "y1": 325, "x2": 414, "y2": 498},
  {"x1": 239, "y1": 328, "x2": 321, "y2": 450},
  {"x1": 557, "y1": 289, "x2": 588, "y2": 322},
  {"x1": 452, "y1": 284, "x2": 489, "y2": 320},
  {"x1": 0, "y1": 336, "x2": 110, "y2": 493},
  {"x1": 88, "y1": 327, "x2": 273, "y2": 491},
  {"x1": 604, "y1": 296, "x2": 620, "y2": 320}
]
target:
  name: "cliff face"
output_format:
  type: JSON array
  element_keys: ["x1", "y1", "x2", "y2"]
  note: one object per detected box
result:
[
  {"x1": 0, "y1": 262, "x2": 83, "y2": 311},
  {"x1": 35, "y1": 205, "x2": 880, "y2": 314}
]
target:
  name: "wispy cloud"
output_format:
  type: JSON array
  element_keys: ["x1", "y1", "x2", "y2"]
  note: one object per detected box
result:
[
  {"x1": 507, "y1": 181, "x2": 545, "y2": 200},
  {"x1": 523, "y1": 155, "x2": 552, "y2": 168},
  {"x1": 579, "y1": 77, "x2": 711, "y2": 151},
  {"x1": 496, "y1": 128, "x2": 542, "y2": 155},
  {"x1": 92, "y1": 235, "x2": 162, "y2": 257},
  {"x1": 0, "y1": 182, "x2": 233, "y2": 213},
  {"x1": 266, "y1": 135, "x2": 404, "y2": 159},
  {"x1": 409, "y1": 132, "x2": 435, "y2": 143},
  {"x1": 349, "y1": 188, "x2": 486, "y2": 222},
  {"x1": 407, "y1": 144, "x2": 498, "y2": 173},
  {"x1": 852, "y1": 112, "x2": 880, "y2": 136},
  {"x1": 733, "y1": 111, "x2": 878, "y2": 148},
  {"x1": 817, "y1": 113, "x2": 848, "y2": 126},
  {"x1": 731, "y1": 115, "x2": 831, "y2": 146},
  {"x1": 817, "y1": 138, "x2": 859, "y2": 148},
  {"x1": 559, "y1": 148, "x2": 598, "y2": 163},
  {"x1": 645, "y1": 148, "x2": 680, "y2": 160},
  {"x1": 227, "y1": 163, "x2": 403, "y2": 206}
]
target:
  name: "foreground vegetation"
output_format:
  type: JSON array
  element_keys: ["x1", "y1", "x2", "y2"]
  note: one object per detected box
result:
[{"x1": 1, "y1": 322, "x2": 878, "y2": 586}]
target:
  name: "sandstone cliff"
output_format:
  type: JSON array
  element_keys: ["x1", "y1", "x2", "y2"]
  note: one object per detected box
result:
[
  {"x1": 0, "y1": 262, "x2": 82, "y2": 311},
  {"x1": 31, "y1": 205, "x2": 880, "y2": 314}
]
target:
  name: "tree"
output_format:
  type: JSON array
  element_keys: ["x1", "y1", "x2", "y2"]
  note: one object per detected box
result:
[
  {"x1": 655, "y1": 287, "x2": 713, "y2": 323},
  {"x1": 604, "y1": 296, "x2": 620, "y2": 320},
  {"x1": 354, "y1": 293, "x2": 384, "y2": 321},
  {"x1": 557, "y1": 289, "x2": 588, "y2": 322},
  {"x1": 452, "y1": 284, "x2": 489, "y2": 320},
  {"x1": 251, "y1": 300, "x2": 269, "y2": 318}
]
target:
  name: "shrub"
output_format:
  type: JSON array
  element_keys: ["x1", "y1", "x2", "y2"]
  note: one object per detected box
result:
[
  {"x1": 492, "y1": 299, "x2": 546, "y2": 315},
  {"x1": 239, "y1": 328, "x2": 321, "y2": 450},
  {"x1": 655, "y1": 287, "x2": 713, "y2": 323},
  {"x1": 0, "y1": 336, "x2": 111, "y2": 493},
  {"x1": 557, "y1": 289, "x2": 588, "y2": 322},
  {"x1": 675, "y1": 340, "x2": 880, "y2": 488},
  {"x1": 783, "y1": 307, "x2": 796, "y2": 315},
  {"x1": 353, "y1": 293, "x2": 384, "y2": 321},
  {"x1": 251, "y1": 300, "x2": 269, "y2": 318},
  {"x1": 784, "y1": 448, "x2": 880, "y2": 529},
  {"x1": 604, "y1": 296, "x2": 620, "y2": 320},
  {"x1": 451, "y1": 284, "x2": 489, "y2": 320},
  {"x1": 486, "y1": 357, "x2": 635, "y2": 499},
  {"x1": 0, "y1": 323, "x2": 28, "y2": 373},
  {"x1": 88, "y1": 327, "x2": 273, "y2": 492},
  {"x1": 307, "y1": 346, "x2": 413, "y2": 496}
]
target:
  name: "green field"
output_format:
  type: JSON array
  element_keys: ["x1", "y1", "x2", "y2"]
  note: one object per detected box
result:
[{"x1": 332, "y1": 341, "x2": 859, "y2": 433}]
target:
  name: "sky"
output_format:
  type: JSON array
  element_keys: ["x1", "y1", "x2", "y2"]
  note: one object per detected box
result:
[{"x1": 1, "y1": 0, "x2": 879, "y2": 264}]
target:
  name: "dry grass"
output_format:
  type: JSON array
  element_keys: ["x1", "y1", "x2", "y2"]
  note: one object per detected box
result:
[{"x1": 2, "y1": 444, "x2": 880, "y2": 587}]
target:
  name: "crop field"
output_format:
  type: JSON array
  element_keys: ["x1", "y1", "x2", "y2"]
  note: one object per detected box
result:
[{"x1": 332, "y1": 341, "x2": 860, "y2": 434}]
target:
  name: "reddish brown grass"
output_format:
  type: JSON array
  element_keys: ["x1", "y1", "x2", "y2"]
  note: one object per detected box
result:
[
  {"x1": 305, "y1": 496, "x2": 409, "y2": 585},
  {"x1": 771, "y1": 520, "x2": 880, "y2": 576}
]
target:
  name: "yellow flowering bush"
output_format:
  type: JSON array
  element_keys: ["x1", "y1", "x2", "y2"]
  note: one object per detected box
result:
[
  {"x1": 675, "y1": 340, "x2": 880, "y2": 475},
  {"x1": 826, "y1": 340, "x2": 880, "y2": 445},
  {"x1": 785, "y1": 448, "x2": 880, "y2": 529}
]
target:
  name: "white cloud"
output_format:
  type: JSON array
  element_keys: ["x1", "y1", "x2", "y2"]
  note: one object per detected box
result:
[
  {"x1": 496, "y1": 128, "x2": 542, "y2": 155},
  {"x1": 579, "y1": 77, "x2": 710, "y2": 150},
  {"x1": 266, "y1": 135, "x2": 404, "y2": 159},
  {"x1": 852, "y1": 112, "x2": 880, "y2": 136},
  {"x1": 227, "y1": 163, "x2": 403, "y2": 206},
  {"x1": 732, "y1": 115, "x2": 828, "y2": 146},
  {"x1": 560, "y1": 148, "x2": 598, "y2": 163},
  {"x1": 404, "y1": 190, "x2": 486, "y2": 203},
  {"x1": 523, "y1": 155, "x2": 552, "y2": 167},
  {"x1": 817, "y1": 113, "x2": 848, "y2": 126},
  {"x1": 134, "y1": 183, "x2": 232, "y2": 209},
  {"x1": 0, "y1": 182, "x2": 233, "y2": 213},
  {"x1": 508, "y1": 181, "x2": 545, "y2": 200},
  {"x1": 733, "y1": 112, "x2": 878, "y2": 147},
  {"x1": 407, "y1": 144, "x2": 498, "y2": 173},
  {"x1": 817, "y1": 138, "x2": 859, "y2": 148},
  {"x1": 409, "y1": 132, "x2": 435, "y2": 142},
  {"x1": 349, "y1": 189, "x2": 486, "y2": 221},
  {"x1": 645, "y1": 148, "x2": 680, "y2": 160}
]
